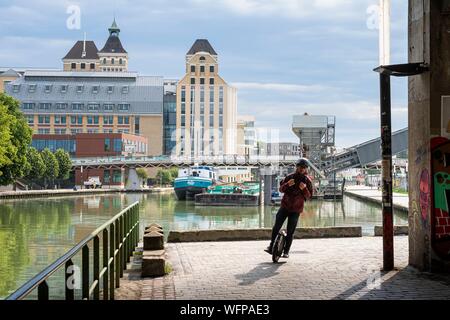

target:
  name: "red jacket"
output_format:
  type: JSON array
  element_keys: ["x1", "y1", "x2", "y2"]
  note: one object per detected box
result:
[{"x1": 279, "y1": 173, "x2": 313, "y2": 214}]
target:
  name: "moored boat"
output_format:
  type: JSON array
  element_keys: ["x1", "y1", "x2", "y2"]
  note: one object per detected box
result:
[{"x1": 174, "y1": 166, "x2": 217, "y2": 200}]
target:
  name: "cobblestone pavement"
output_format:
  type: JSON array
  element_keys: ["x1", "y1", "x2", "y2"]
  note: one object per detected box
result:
[{"x1": 117, "y1": 236, "x2": 450, "y2": 300}]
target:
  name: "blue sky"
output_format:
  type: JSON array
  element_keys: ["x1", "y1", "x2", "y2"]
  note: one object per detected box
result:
[{"x1": 0, "y1": 0, "x2": 409, "y2": 148}]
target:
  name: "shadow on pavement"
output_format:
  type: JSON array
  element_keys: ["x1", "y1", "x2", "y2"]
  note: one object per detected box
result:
[{"x1": 235, "y1": 262, "x2": 286, "y2": 286}]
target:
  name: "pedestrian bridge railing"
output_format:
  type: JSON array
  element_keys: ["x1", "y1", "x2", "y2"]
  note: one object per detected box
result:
[{"x1": 6, "y1": 202, "x2": 140, "y2": 300}]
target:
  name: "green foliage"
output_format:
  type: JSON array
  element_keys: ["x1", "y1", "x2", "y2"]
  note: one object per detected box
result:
[
  {"x1": 25, "y1": 147, "x2": 45, "y2": 180},
  {"x1": 156, "y1": 169, "x2": 173, "y2": 185},
  {"x1": 41, "y1": 148, "x2": 59, "y2": 181},
  {"x1": 0, "y1": 93, "x2": 33, "y2": 185},
  {"x1": 136, "y1": 168, "x2": 149, "y2": 181},
  {"x1": 54, "y1": 149, "x2": 72, "y2": 180},
  {"x1": 169, "y1": 167, "x2": 178, "y2": 179}
]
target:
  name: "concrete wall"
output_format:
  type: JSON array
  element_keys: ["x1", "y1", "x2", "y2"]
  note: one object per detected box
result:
[{"x1": 408, "y1": 0, "x2": 450, "y2": 272}]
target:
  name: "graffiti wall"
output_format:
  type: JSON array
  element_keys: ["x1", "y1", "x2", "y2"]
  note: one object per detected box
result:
[{"x1": 431, "y1": 137, "x2": 450, "y2": 260}]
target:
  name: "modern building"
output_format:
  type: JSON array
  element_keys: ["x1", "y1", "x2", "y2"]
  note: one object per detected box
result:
[
  {"x1": 163, "y1": 80, "x2": 177, "y2": 155},
  {"x1": 5, "y1": 70, "x2": 164, "y2": 155},
  {"x1": 237, "y1": 115, "x2": 257, "y2": 157},
  {"x1": 175, "y1": 39, "x2": 237, "y2": 157},
  {"x1": 63, "y1": 19, "x2": 128, "y2": 73},
  {"x1": 31, "y1": 132, "x2": 148, "y2": 157}
]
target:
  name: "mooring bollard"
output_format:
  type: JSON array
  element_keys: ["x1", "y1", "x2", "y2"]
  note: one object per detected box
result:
[{"x1": 142, "y1": 224, "x2": 166, "y2": 277}]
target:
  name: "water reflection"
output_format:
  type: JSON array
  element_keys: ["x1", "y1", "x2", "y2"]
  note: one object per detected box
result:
[{"x1": 0, "y1": 193, "x2": 408, "y2": 299}]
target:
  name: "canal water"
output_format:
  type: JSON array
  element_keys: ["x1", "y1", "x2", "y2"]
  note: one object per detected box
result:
[{"x1": 0, "y1": 192, "x2": 408, "y2": 299}]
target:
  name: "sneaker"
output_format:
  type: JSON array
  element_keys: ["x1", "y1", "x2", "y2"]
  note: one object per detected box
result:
[
  {"x1": 282, "y1": 253, "x2": 289, "y2": 258},
  {"x1": 264, "y1": 246, "x2": 273, "y2": 255}
]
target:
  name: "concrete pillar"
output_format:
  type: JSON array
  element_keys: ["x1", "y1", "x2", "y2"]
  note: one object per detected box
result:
[
  {"x1": 408, "y1": 0, "x2": 450, "y2": 272},
  {"x1": 260, "y1": 167, "x2": 274, "y2": 206}
]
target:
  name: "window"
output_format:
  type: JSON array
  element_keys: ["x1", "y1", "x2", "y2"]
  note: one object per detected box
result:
[
  {"x1": 118, "y1": 116, "x2": 130, "y2": 124},
  {"x1": 28, "y1": 84, "x2": 36, "y2": 93},
  {"x1": 88, "y1": 103, "x2": 100, "y2": 111},
  {"x1": 90, "y1": 63, "x2": 95, "y2": 70},
  {"x1": 200, "y1": 78, "x2": 205, "y2": 85},
  {"x1": 210, "y1": 65, "x2": 215, "y2": 73},
  {"x1": 92, "y1": 86, "x2": 99, "y2": 94},
  {"x1": 181, "y1": 103, "x2": 186, "y2": 114},
  {"x1": 38, "y1": 115, "x2": 50, "y2": 124},
  {"x1": 44, "y1": 85, "x2": 52, "y2": 93},
  {"x1": 54, "y1": 129, "x2": 66, "y2": 135},
  {"x1": 181, "y1": 115, "x2": 186, "y2": 127},
  {"x1": 104, "y1": 170, "x2": 111, "y2": 183},
  {"x1": 71, "y1": 63, "x2": 76, "y2": 69},
  {"x1": 119, "y1": 58, "x2": 123, "y2": 65},
  {"x1": 39, "y1": 103, "x2": 51, "y2": 110},
  {"x1": 107, "y1": 86, "x2": 114, "y2": 93},
  {"x1": 76, "y1": 85, "x2": 83, "y2": 93},
  {"x1": 72, "y1": 103, "x2": 84, "y2": 111},
  {"x1": 22, "y1": 103, "x2": 35, "y2": 110},
  {"x1": 135, "y1": 116, "x2": 140, "y2": 134},
  {"x1": 56, "y1": 103, "x2": 67, "y2": 110},
  {"x1": 200, "y1": 66, "x2": 205, "y2": 73},
  {"x1": 70, "y1": 115, "x2": 83, "y2": 125},
  {"x1": 87, "y1": 116, "x2": 99, "y2": 124},
  {"x1": 13, "y1": 85, "x2": 20, "y2": 93},
  {"x1": 113, "y1": 139, "x2": 122, "y2": 152},
  {"x1": 81, "y1": 63, "x2": 86, "y2": 69},
  {"x1": 122, "y1": 86, "x2": 129, "y2": 94},
  {"x1": 61, "y1": 85, "x2": 68, "y2": 93},
  {"x1": 38, "y1": 128, "x2": 50, "y2": 134},
  {"x1": 181, "y1": 89, "x2": 186, "y2": 102},
  {"x1": 190, "y1": 65, "x2": 195, "y2": 73},
  {"x1": 113, "y1": 170, "x2": 122, "y2": 183},
  {"x1": 200, "y1": 56, "x2": 206, "y2": 61},
  {"x1": 104, "y1": 104, "x2": 114, "y2": 111},
  {"x1": 26, "y1": 115, "x2": 34, "y2": 124},
  {"x1": 55, "y1": 115, "x2": 66, "y2": 124},
  {"x1": 103, "y1": 115, "x2": 114, "y2": 125},
  {"x1": 103, "y1": 58, "x2": 107, "y2": 64},
  {"x1": 209, "y1": 78, "x2": 214, "y2": 85},
  {"x1": 111, "y1": 58, "x2": 115, "y2": 65},
  {"x1": 118, "y1": 104, "x2": 130, "y2": 111},
  {"x1": 190, "y1": 78, "x2": 195, "y2": 85}
]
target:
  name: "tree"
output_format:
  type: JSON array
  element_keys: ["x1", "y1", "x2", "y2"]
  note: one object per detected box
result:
[
  {"x1": 169, "y1": 167, "x2": 178, "y2": 180},
  {"x1": 54, "y1": 149, "x2": 72, "y2": 180},
  {"x1": 41, "y1": 148, "x2": 59, "y2": 187},
  {"x1": 156, "y1": 169, "x2": 172, "y2": 186},
  {"x1": 25, "y1": 147, "x2": 45, "y2": 180},
  {"x1": 136, "y1": 168, "x2": 149, "y2": 187},
  {"x1": 0, "y1": 93, "x2": 33, "y2": 185}
]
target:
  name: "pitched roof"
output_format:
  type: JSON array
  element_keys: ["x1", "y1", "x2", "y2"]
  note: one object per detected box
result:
[
  {"x1": 63, "y1": 41, "x2": 99, "y2": 60},
  {"x1": 99, "y1": 35, "x2": 127, "y2": 54},
  {"x1": 187, "y1": 39, "x2": 217, "y2": 56},
  {"x1": 0, "y1": 69, "x2": 20, "y2": 77}
]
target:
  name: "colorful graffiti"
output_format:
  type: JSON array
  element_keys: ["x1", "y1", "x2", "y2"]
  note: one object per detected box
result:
[
  {"x1": 431, "y1": 137, "x2": 450, "y2": 260},
  {"x1": 419, "y1": 169, "x2": 430, "y2": 228}
]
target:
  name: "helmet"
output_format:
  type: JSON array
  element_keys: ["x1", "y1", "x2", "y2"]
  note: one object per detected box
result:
[{"x1": 296, "y1": 159, "x2": 309, "y2": 168}]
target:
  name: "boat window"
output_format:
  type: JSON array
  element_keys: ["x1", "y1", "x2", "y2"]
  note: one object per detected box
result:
[{"x1": 192, "y1": 171, "x2": 199, "y2": 177}]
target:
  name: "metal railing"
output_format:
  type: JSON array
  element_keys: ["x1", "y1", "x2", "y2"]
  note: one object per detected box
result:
[{"x1": 6, "y1": 201, "x2": 140, "y2": 300}]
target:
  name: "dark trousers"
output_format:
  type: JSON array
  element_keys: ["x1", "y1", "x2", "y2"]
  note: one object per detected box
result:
[{"x1": 270, "y1": 207, "x2": 300, "y2": 253}]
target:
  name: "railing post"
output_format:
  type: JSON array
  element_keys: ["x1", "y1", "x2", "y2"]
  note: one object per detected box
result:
[
  {"x1": 93, "y1": 235, "x2": 100, "y2": 300},
  {"x1": 120, "y1": 215, "x2": 125, "y2": 275},
  {"x1": 82, "y1": 245, "x2": 89, "y2": 300},
  {"x1": 103, "y1": 229, "x2": 109, "y2": 300},
  {"x1": 38, "y1": 281, "x2": 49, "y2": 300},
  {"x1": 115, "y1": 220, "x2": 120, "y2": 288},
  {"x1": 65, "y1": 260, "x2": 74, "y2": 300},
  {"x1": 127, "y1": 209, "x2": 131, "y2": 261},
  {"x1": 109, "y1": 224, "x2": 115, "y2": 299}
]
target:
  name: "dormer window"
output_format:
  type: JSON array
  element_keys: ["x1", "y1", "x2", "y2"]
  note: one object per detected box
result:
[
  {"x1": 81, "y1": 63, "x2": 86, "y2": 69},
  {"x1": 90, "y1": 63, "x2": 95, "y2": 70},
  {"x1": 28, "y1": 84, "x2": 36, "y2": 93},
  {"x1": 71, "y1": 63, "x2": 76, "y2": 69},
  {"x1": 200, "y1": 56, "x2": 206, "y2": 61}
]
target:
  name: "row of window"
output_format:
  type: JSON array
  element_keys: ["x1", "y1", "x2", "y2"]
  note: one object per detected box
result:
[
  {"x1": 36, "y1": 128, "x2": 132, "y2": 135},
  {"x1": 22, "y1": 102, "x2": 130, "y2": 111},
  {"x1": 102, "y1": 58, "x2": 126, "y2": 65},
  {"x1": 27, "y1": 114, "x2": 132, "y2": 125},
  {"x1": 13, "y1": 84, "x2": 130, "y2": 94},
  {"x1": 190, "y1": 78, "x2": 214, "y2": 85},
  {"x1": 190, "y1": 65, "x2": 215, "y2": 73}
]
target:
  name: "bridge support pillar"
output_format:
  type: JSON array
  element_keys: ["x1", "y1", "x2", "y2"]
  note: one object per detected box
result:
[
  {"x1": 260, "y1": 167, "x2": 275, "y2": 206},
  {"x1": 408, "y1": 0, "x2": 450, "y2": 272},
  {"x1": 125, "y1": 168, "x2": 142, "y2": 191}
]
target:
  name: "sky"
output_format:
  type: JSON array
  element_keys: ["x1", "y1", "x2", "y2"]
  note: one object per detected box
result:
[{"x1": 0, "y1": 0, "x2": 409, "y2": 148}]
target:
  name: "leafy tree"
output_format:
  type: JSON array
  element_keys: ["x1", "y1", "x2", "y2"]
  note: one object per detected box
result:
[
  {"x1": 156, "y1": 169, "x2": 172, "y2": 186},
  {"x1": 136, "y1": 168, "x2": 149, "y2": 186},
  {"x1": 25, "y1": 147, "x2": 45, "y2": 180},
  {"x1": 41, "y1": 148, "x2": 59, "y2": 187},
  {"x1": 0, "y1": 93, "x2": 33, "y2": 185},
  {"x1": 169, "y1": 167, "x2": 178, "y2": 180},
  {"x1": 54, "y1": 149, "x2": 72, "y2": 180}
]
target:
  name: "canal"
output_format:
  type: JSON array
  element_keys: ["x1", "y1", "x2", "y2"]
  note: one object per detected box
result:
[{"x1": 0, "y1": 192, "x2": 408, "y2": 299}]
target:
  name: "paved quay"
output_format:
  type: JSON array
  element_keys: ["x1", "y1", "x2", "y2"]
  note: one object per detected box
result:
[
  {"x1": 344, "y1": 185, "x2": 409, "y2": 212},
  {"x1": 116, "y1": 236, "x2": 450, "y2": 300}
]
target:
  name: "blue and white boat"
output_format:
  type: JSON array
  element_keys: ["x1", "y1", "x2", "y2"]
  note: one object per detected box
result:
[{"x1": 174, "y1": 166, "x2": 217, "y2": 200}]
